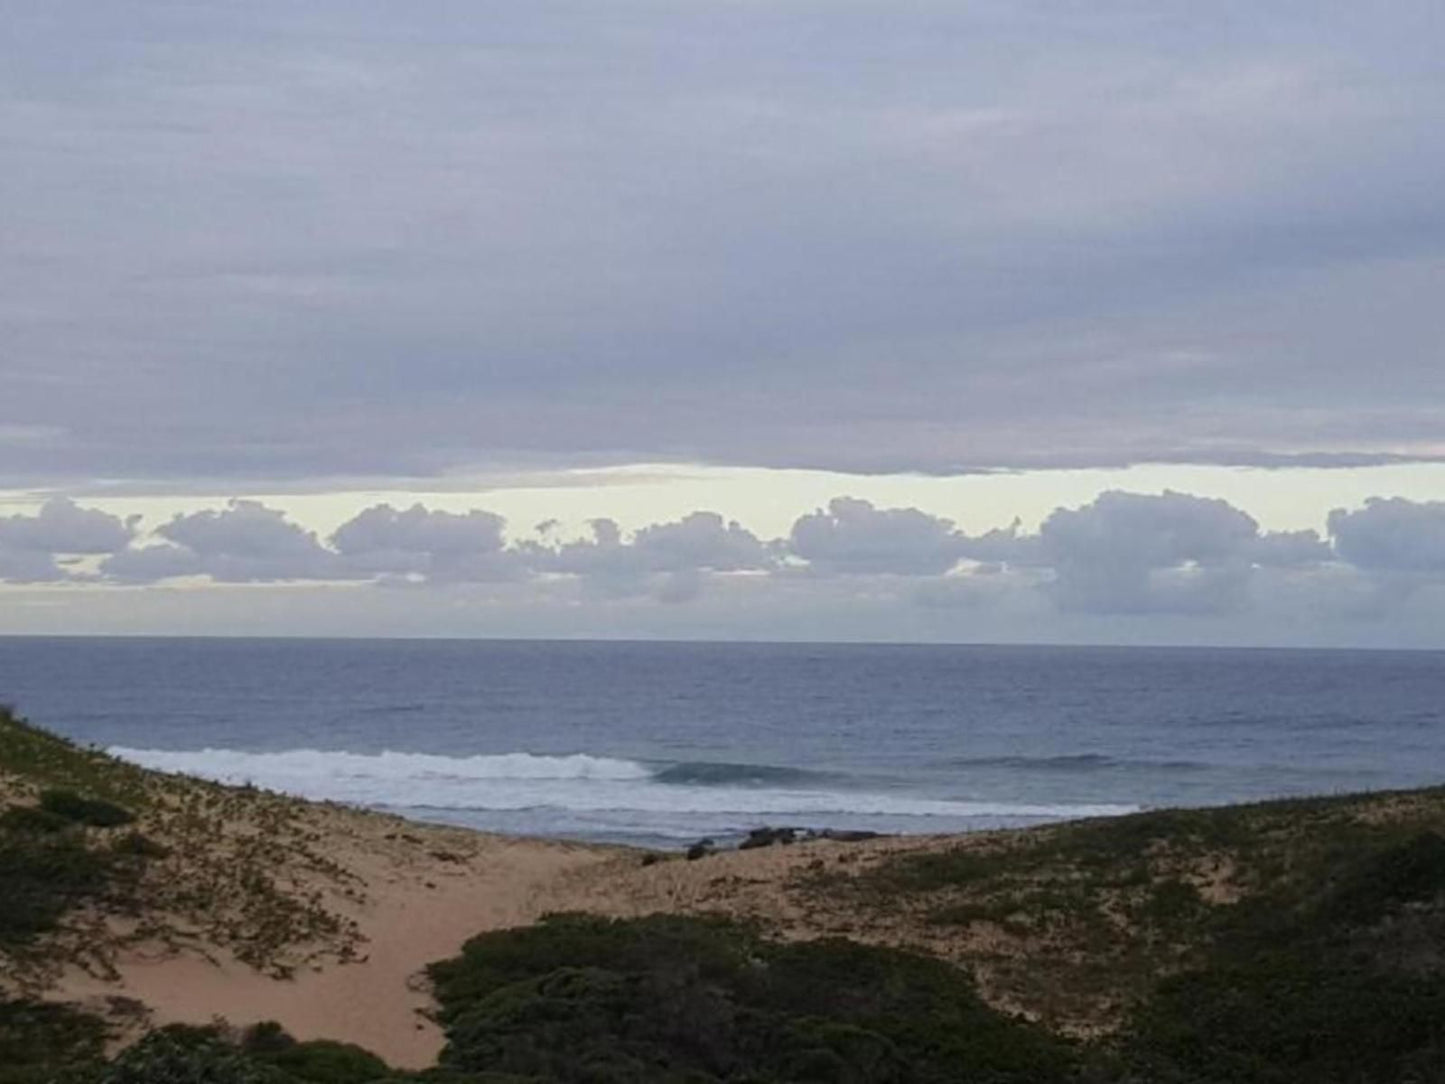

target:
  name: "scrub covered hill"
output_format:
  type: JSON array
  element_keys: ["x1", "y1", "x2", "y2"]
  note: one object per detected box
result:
[
  {"x1": 3, "y1": 706, "x2": 1445, "y2": 1082},
  {"x1": 0, "y1": 704, "x2": 364, "y2": 992}
]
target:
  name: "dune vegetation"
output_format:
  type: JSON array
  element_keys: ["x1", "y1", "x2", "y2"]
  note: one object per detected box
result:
[{"x1": 3, "y1": 706, "x2": 1445, "y2": 1082}]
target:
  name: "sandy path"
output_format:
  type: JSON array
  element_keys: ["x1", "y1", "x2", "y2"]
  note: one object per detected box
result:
[
  {"x1": 46, "y1": 802, "x2": 963, "y2": 1070},
  {"x1": 58, "y1": 818, "x2": 621, "y2": 1069}
]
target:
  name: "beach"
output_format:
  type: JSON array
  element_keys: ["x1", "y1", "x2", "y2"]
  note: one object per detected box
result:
[{"x1": 26, "y1": 786, "x2": 962, "y2": 1067}]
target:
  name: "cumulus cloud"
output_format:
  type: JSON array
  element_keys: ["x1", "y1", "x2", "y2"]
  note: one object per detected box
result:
[
  {"x1": 542, "y1": 512, "x2": 773, "y2": 602},
  {"x1": 787, "y1": 498, "x2": 967, "y2": 576},
  {"x1": 331, "y1": 503, "x2": 518, "y2": 582},
  {"x1": 0, "y1": 498, "x2": 136, "y2": 583},
  {"x1": 102, "y1": 500, "x2": 343, "y2": 583},
  {"x1": 1249, "y1": 529, "x2": 1334, "y2": 567},
  {"x1": 0, "y1": 498, "x2": 135, "y2": 555},
  {"x1": 1035, "y1": 490, "x2": 1326, "y2": 615},
  {"x1": 1327, "y1": 497, "x2": 1445, "y2": 574},
  {"x1": 0, "y1": 549, "x2": 68, "y2": 584},
  {"x1": 6, "y1": 489, "x2": 1442, "y2": 641}
]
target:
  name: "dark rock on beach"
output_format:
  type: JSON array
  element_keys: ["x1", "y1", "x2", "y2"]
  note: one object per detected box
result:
[
  {"x1": 738, "y1": 825, "x2": 886, "y2": 850},
  {"x1": 739, "y1": 825, "x2": 802, "y2": 849}
]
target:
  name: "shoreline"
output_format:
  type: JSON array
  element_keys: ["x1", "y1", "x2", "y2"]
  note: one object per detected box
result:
[{"x1": 11, "y1": 771, "x2": 976, "y2": 1068}]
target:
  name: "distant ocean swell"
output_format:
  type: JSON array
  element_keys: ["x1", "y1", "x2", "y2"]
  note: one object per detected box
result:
[
  {"x1": 942, "y1": 754, "x2": 1210, "y2": 772},
  {"x1": 107, "y1": 747, "x2": 1139, "y2": 823}
]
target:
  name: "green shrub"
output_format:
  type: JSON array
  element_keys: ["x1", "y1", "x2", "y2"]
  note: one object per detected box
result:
[
  {"x1": 428, "y1": 914, "x2": 1075, "y2": 1083},
  {"x1": 0, "y1": 998, "x2": 109, "y2": 1084},
  {"x1": 1318, "y1": 829, "x2": 1445, "y2": 926},
  {"x1": 0, "y1": 831, "x2": 115, "y2": 944},
  {"x1": 1118, "y1": 830, "x2": 1445, "y2": 1082},
  {"x1": 39, "y1": 789, "x2": 136, "y2": 829},
  {"x1": 264, "y1": 1039, "x2": 390, "y2": 1082},
  {"x1": 112, "y1": 831, "x2": 171, "y2": 859},
  {"x1": 240, "y1": 1021, "x2": 297, "y2": 1057},
  {"x1": 0, "y1": 804, "x2": 74, "y2": 834},
  {"x1": 101, "y1": 1025, "x2": 292, "y2": 1083}
]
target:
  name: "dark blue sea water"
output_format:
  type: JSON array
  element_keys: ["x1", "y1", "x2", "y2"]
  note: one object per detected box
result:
[{"x1": 1, "y1": 638, "x2": 1441, "y2": 848}]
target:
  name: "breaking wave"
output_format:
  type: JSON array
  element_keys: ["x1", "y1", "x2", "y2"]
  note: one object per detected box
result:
[{"x1": 108, "y1": 746, "x2": 1139, "y2": 826}]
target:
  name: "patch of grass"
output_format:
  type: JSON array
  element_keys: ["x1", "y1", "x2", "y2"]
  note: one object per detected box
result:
[{"x1": 0, "y1": 706, "x2": 152, "y2": 811}]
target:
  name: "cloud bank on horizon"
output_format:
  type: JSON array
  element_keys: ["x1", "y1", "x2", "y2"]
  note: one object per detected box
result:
[
  {"x1": 4, "y1": 1, "x2": 1445, "y2": 489},
  {"x1": 6, "y1": 492, "x2": 1444, "y2": 636}
]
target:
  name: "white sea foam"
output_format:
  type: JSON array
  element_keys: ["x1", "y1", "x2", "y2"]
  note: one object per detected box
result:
[
  {"x1": 107, "y1": 746, "x2": 1139, "y2": 823},
  {"x1": 110, "y1": 747, "x2": 652, "y2": 783}
]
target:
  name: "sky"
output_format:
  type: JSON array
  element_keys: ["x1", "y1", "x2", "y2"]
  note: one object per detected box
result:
[{"x1": 2, "y1": 1, "x2": 1444, "y2": 646}]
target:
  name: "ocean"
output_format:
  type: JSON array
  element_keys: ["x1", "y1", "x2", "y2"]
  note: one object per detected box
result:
[{"x1": 1, "y1": 637, "x2": 1441, "y2": 849}]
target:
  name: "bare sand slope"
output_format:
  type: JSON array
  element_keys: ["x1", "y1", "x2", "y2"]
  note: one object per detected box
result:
[
  {"x1": 55, "y1": 809, "x2": 621, "y2": 1069},
  {"x1": 47, "y1": 812, "x2": 943, "y2": 1067},
  {"x1": 44, "y1": 802, "x2": 990, "y2": 1069}
]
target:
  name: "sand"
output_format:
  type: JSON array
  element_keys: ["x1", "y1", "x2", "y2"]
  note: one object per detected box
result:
[
  {"x1": 53, "y1": 811, "x2": 625, "y2": 1068},
  {"x1": 34, "y1": 797, "x2": 979, "y2": 1068}
]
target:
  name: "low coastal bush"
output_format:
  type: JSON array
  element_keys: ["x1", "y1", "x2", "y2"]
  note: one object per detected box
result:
[
  {"x1": 0, "y1": 998, "x2": 109, "y2": 1084},
  {"x1": 261, "y1": 1038, "x2": 392, "y2": 1082},
  {"x1": 428, "y1": 913, "x2": 1076, "y2": 1083},
  {"x1": 1114, "y1": 829, "x2": 1445, "y2": 1083},
  {"x1": 0, "y1": 830, "x2": 116, "y2": 945},
  {"x1": 0, "y1": 710, "x2": 366, "y2": 982},
  {"x1": 0, "y1": 707, "x2": 151, "y2": 810},
  {"x1": 101, "y1": 1025, "x2": 294, "y2": 1083},
  {"x1": 0, "y1": 804, "x2": 72, "y2": 834},
  {"x1": 39, "y1": 788, "x2": 137, "y2": 828}
]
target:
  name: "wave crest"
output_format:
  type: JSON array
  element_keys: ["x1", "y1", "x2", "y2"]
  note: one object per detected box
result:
[
  {"x1": 107, "y1": 746, "x2": 1139, "y2": 824},
  {"x1": 109, "y1": 746, "x2": 653, "y2": 782}
]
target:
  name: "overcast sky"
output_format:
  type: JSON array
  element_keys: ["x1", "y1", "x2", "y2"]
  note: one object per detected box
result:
[{"x1": 3, "y1": 2, "x2": 1443, "y2": 645}]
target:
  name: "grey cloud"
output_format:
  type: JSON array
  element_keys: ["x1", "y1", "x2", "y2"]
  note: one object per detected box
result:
[
  {"x1": 3, "y1": 3, "x2": 1445, "y2": 488},
  {"x1": 912, "y1": 566, "x2": 1040, "y2": 611},
  {"x1": 100, "y1": 544, "x2": 204, "y2": 584},
  {"x1": 0, "y1": 550, "x2": 67, "y2": 584},
  {"x1": 1035, "y1": 490, "x2": 1323, "y2": 614},
  {"x1": 330, "y1": 503, "x2": 518, "y2": 581},
  {"x1": 788, "y1": 498, "x2": 966, "y2": 576},
  {"x1": 1250, "y1": 529, "x2": 1333, "y2": 568},
  {"x1": 6, "y1": 490, "x2": 1442, "y2": 635},
  {"x1": 629, "y1": 513, "x2": 775, "y2": 574},
  {"x1": 0, "y1": 498, "x2": 135, "y2": 554},
  {"x1": 0, "y1": 497, "x2": 135, "y2": 583},
  {"x1": 1327, "y1": 498, "x2": 1445, "y2": 575},
  {"x1": 102, "y1": 500, "x2": 343, "y2": 583},
  {"x1": 958, "y1": 521, "x2": 1042, "y2": 566},
  {"x1": 543, "y1": 512, "x2": 773, "y2": 601}
]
